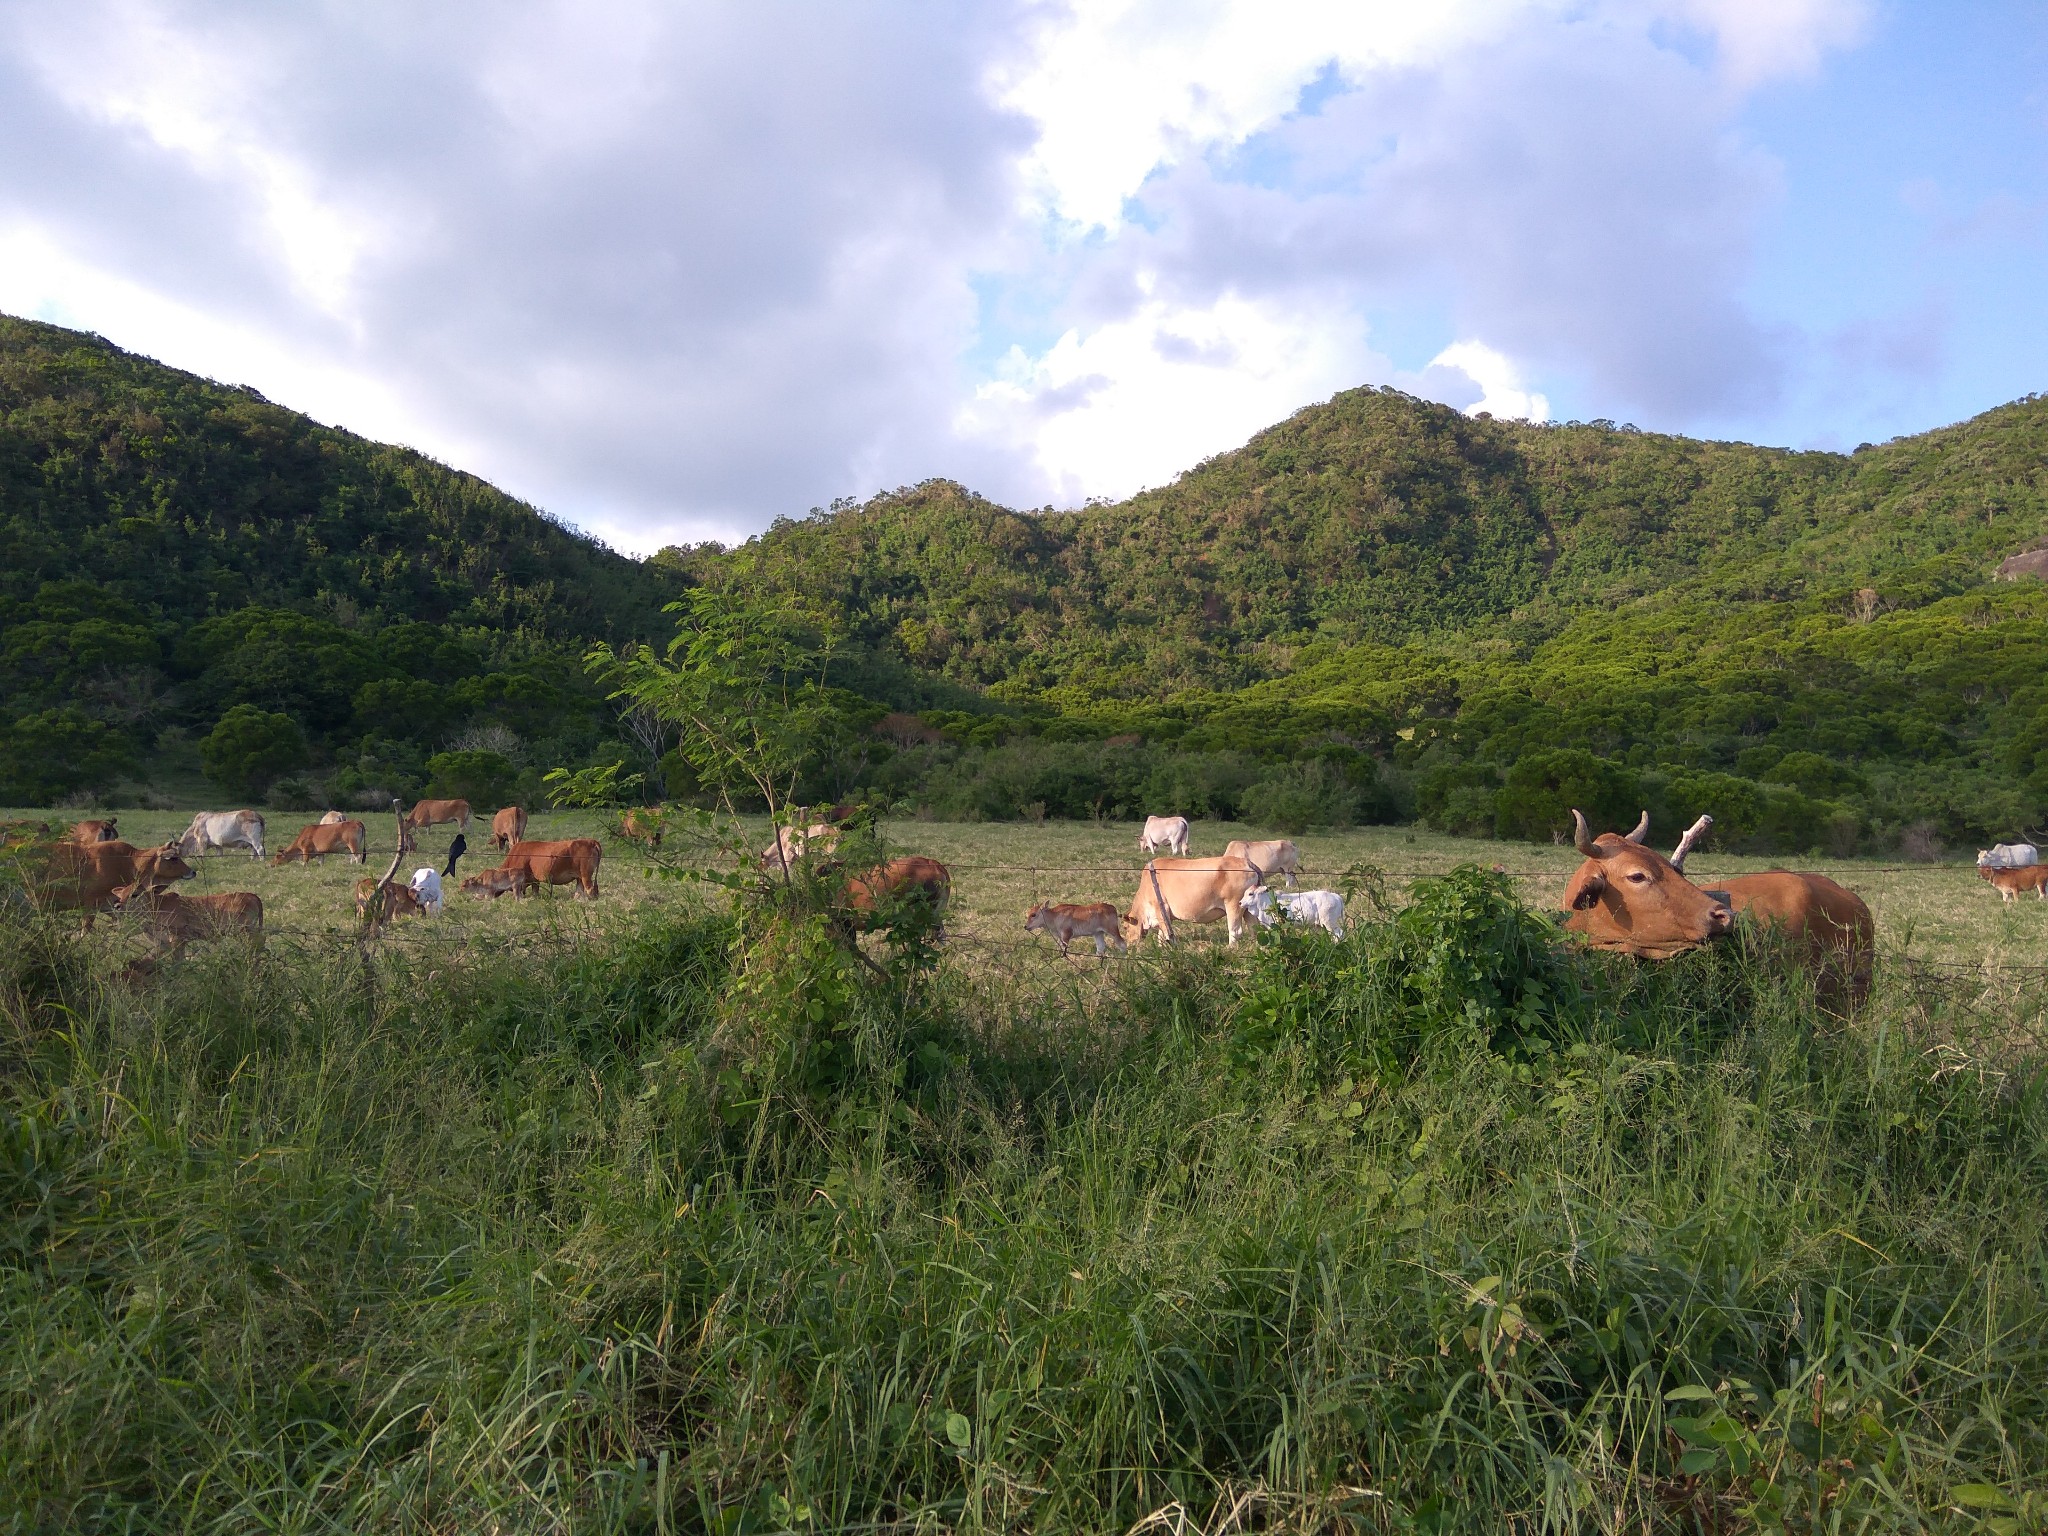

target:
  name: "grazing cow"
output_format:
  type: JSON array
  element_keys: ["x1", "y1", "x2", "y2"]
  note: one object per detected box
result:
[
  {"x1": 273, "y1": 820, "x2": 367, "y2": 865},
  {"x1": 460, "y1": 866, "x2": 533, "y2": 900},
  {"x1": 619, "y1": 807, "x2": 664, "y2": 849},
  {"x1": 402, "y1": 800, "x2": 472, "y2": 849},
  {"x1": 1706, "y1": 871, "x2": 1877, "y2": 1008},
  {"x1": 355, "y1": 877, "x2": 425, "y2": 920},
  {"x1": 500, "y1": 838, "x2": 602, "y2": 899},
  {"x1": 1978, "y1": 863, "x2": 2048, "y2": 903},
  {"x1": 491, "y1": 805, "x2": 529, "y2": 852},
  {"x1": 1977, "y1": 842, "x2": 2040, "y2": 868},
  {"x1": 179, "y1": 810, "x2": 266, "y2": 860},
  {"x1": 117, "y1": 887, "x2": 264, "y2": 956},
  {"x1": 1025, "y1": 900, "x2": 1127, "y2": 957},
  {"x1": 760, "y1": 822, "x2": 841, "y2": 870},
  {"x1": 841, "y1": 856, "x2": 951, "y2": 934},
  {"x1": 1123, "y1": 854, "x2": 1263, "y2": 946},
  {"x1": 318, "y1": 810, "x2": 349, "y2": 826},
  {"x1": 69, "y1": 818, "x2": 118, "y2": 844},
  {"x1": 1223, "y1": 838, "x2": 1301, "y2": 886},
  {"x1": 22, "y1": 839, "x2": 196, "y2": 928},
  {"x1": 1139, "y1": 815, "x2": 1191, "y2": 858},
  {"x1": 1242, "y1": 886, "x2": 1347, "y2": 937}
]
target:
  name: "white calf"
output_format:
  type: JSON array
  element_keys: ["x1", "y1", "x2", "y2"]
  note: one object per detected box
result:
[{"x1": 1242, "y1": 886, "x2": 1346, "y2": 937}]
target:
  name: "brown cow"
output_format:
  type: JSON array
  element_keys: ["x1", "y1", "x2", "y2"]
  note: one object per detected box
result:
[
  {"x1": 1122, "y1": 853, "x2": 1263, "y2": 945},
  {"x1": 273, "y1": 820, "x2": 367, "y2": 865},
  {"x1": 1707, "y1": 871, "x2": 1876, "y2": 1007},
  {"x1": 22, "y1": 839, "x2": 196, "y2": 928},
  {"x1": 1025, "y1": 900, "x2": 1126, "y2": 957},
  {"x1": 619, "y1": 807, "x2": 665, "y2": 849},
  {"x1": 841, "y1": 856, "x2": 951, "y2": 933},
  {"x1": 117, "y1": 887, "x2": 265, "y2": 956},
  {"x1": 1978, "y1": 863, "x2": 2048, "y2": 903},
  {"x1": 460, "y1": 866, "x2": 534, "y2": 899},
  {"x1": 354, "y1": 877, "x2": 425, "y2": 920},
  {"x1": 491, "y1": 805, "x2": 529, "y2": 852},
  {"x1": 402, "y1": 800, "x2": 472, "y2": 851},
  {"x1": 500, "y1": 838, "x2": 602, "y2": 898},
  {"x1": 1561, "y1": 812, "x2": 1734, "y2": 960},
  {"x1": 70, "y1": 818, "x2": 119, "y2": 844}
]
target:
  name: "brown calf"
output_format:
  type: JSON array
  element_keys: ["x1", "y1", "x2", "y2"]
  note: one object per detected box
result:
[
  {"x1": 354, "y1": 878, "x2": 425, "y2": 920},
  {"x1": 117, "y1": 887, "x2": 265, "y2": 956},
  {"x1": 1025, "y1": 900, "x2": 1127, "y2": 957},
  {"x1": 460, "y1": 866, "x2": 534, "y2": 899},
  {"x1": 1978, "y1": 863, "x2": 2048, "y2": 903},
  {"x1": 619, "y1": 807, "x2": 664, "y2": 849}
]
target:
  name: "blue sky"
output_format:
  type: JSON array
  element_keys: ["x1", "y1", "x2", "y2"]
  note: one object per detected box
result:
[{"x1": 0, "y1": 1, "x2": 2041, "y2": 550}]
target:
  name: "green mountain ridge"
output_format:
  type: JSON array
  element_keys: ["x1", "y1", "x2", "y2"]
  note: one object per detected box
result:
[{"x1": 5, "y1": 312, "x2": 2047, "y2": 851}]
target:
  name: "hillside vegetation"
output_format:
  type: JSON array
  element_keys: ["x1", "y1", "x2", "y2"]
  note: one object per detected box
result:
[
  {"x1": 8, "y1": 311, "x2": 2048, "y2": 854},
  {"x1": 0, "y1": 316, "x2": 678, "y2": 807}
]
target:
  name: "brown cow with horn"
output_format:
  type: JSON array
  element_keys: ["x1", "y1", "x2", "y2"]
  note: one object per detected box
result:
[{"x1": 1561, "y1": 809, "x2": 1874, "y2": 1008}]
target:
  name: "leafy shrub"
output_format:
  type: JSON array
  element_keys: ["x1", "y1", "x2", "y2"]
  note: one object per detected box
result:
[
  {"x1": 1239, "y1": 758, "x2": 1364, "y2": 833},
  {"x1": 424, "y1": 749, "x2": 519, "y2": 809},
  {"x1": 1494, "y1": 749, "x2": 1640, "y2": 842},
  {"x1": 265, "y1": 775, "x2": 319, "y2": 811},
  {"x1": 0, "y1": 708, "x2": 136, "y2": 804},
  {"x1": 199, "y1": 705, "x2": 308, "y2": 797},
  {"x1": 1415, "y1": 760, "x2": 1501, "y2": 835}
]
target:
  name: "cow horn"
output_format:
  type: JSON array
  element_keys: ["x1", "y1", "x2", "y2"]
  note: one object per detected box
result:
[
  {"x1": 1571, "y1": 809, "x2": 1603, "y2": 857},
  {"x1": 1625, "y1": 810, "x2": 1650, "y2": 844}
]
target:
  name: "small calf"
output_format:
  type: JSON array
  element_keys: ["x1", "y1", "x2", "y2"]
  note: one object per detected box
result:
[
  {"x1": 460, "y1": 867, "x2": 533, "y2": 900},
  {"x1": 1025, "y1": 900, "x2": 1128, "y2": 957},
  {"x1": 1978, "y1": 863, "x2": 2048, "y2": 903},
  {"x1": 1242, "y1": 886, "x2": 1346, "y2": 937},
  {"x1": 115, "y1": 886, "x2": 264, "y2": 957},
  {"x1": 355, "y1": 877, "x2": 425, "y2": 920}
]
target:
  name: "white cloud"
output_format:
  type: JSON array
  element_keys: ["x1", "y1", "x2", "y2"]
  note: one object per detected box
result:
[
  {"x1": 960, "y1": 292, "x2": 1377, "y2": 501},
  {"x1": 0, "y1": 0, "x2": 1889, "y2": 543},
  {"x1": 1426, "y1": 341, "x2": 1550, "y2": 421}
]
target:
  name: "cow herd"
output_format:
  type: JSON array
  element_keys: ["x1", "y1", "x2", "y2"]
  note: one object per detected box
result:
[{"x1": 14, "y1": 799, "x2": 2046, "y2": 1006}]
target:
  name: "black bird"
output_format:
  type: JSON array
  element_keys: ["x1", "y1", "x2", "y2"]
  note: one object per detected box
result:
[{"x1": 443, "y1": 832, "x2": 467, "y2": 878}]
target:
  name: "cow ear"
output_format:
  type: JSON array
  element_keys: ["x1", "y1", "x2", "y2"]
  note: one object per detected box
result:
[{"x1": 1570, "y1": 871, "x2": 1606, "y2": 910}]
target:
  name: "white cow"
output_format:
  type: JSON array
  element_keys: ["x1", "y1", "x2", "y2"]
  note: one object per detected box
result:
[
  {"x1": 1224, "y1": 838, "x2": 1301, "y2": 887},
  {"x1": 409, "y1": 867, "x2": 444, "y2": 915},
  {"x1": 1242, "y1": 886, "x2": 1346, "y2": 937},
  {"x1": 1138, "y1": 815, "x2": 1191, "y2": 857},
  {"x1": 318, "y1": 811, "x2": 349, "y2": 826},
  {"x1": 1977, "y1": 842, "x2": 2040, "y2": 868},
  {"x1": 178, "y1": 809, "x2": 266, "y2": 860}
]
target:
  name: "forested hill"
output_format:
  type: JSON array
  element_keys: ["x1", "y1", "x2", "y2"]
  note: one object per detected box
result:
[
  {"x1": 679, "y1": 385, "x2": 2048, "y2": 699},
  {"x1": 677, "y1": 385, "x2": 2048, "y2": 852},
  {"x1": 0, "y1": 316, "x2": 678, "y2": 807}
]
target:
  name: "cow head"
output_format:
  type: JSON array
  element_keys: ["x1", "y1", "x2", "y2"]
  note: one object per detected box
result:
[
  {"x1": 1240, "y1": 886, "x2": 1278, "y2": 926},
  {"x1": 1560, "y1": 809, "x2": 1733, "y2": 960},
  {"x1": 135, "y1": 843, "x2": 196, "y2": 884}
]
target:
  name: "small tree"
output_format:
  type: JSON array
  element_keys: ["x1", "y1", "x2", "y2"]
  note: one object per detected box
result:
[
  {"x1": 0, "y1": 708, "x2": 137, "y2": 804},
  {"x1": 200, "y1": 705, "x2": 308, "y2": 798}
]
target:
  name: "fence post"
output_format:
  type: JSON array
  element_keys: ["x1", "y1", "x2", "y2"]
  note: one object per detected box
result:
[{"x1": 1146, "y1": 861, "x2": 1174, "y2": 944}]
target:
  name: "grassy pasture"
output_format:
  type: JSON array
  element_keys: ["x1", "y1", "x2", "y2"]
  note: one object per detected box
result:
[
  {"x1": 19, "y1": 806, "x2": 2048, "y2": 979},
  {"x1": 2, "y1": 802, "x2": 2045, "y2": 1531}
]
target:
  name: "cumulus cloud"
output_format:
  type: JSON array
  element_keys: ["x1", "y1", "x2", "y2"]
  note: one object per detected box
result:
[{"x1": 0, "y1": 0, "x2": 1889, "y2": 546}]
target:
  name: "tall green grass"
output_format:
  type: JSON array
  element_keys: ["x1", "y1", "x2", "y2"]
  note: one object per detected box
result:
[{"x1": 3, "y1": 871, "x2": 2044, "y2": 1532}]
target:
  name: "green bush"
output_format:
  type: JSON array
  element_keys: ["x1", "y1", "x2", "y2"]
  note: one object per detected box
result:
[
  {"x1": 1494, "y1": 748, "x2": 1640, "y2": 842},
  {"x1": 424, "y1": 749, "x2": 519, "y2": 809},
  {"x1": 1238, "y1": 758, "x2": 1364, "y2": 833},
  {"x1": 0, "y1": 708, "x2": 136, "y2": 803},
  {"x1": 198, "y1": 704, "x2": 308, "y2": 798}
]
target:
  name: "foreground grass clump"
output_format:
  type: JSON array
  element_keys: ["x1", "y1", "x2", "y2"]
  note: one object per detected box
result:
[{"x1": 2, "y1": 871, "x2": 2044, "y2": 1533}]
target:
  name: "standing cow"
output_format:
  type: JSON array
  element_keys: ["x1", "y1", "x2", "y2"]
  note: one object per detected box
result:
[
  {"x1": 1123, "y1": 854, "x2": 1263, "y2": 946},
  {"x1": 499, "y1": 839, "x2": 602, "y2": 899},
  {"x1": 1025, "y1": 901, "x2": 1127, "y2": 957},
  {"x1": 1224, "y1": 838, "x2": 1301, "y2": 886},
  {"x1": 491, "y1": 805, "x2": 529, "y2": 852},
  {"x1": 1978, "y1": 864, "x2": 2048, "y2": 903},
  {"x1": 179, "y1": 810, "x2": 266, "y2": 860},
  {"x1": 1139, "y1": 815, "x2": 1191, "y2": 858},
  {"x1": 273, "y1": 820, "x2": 367, "y2": 865}
]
